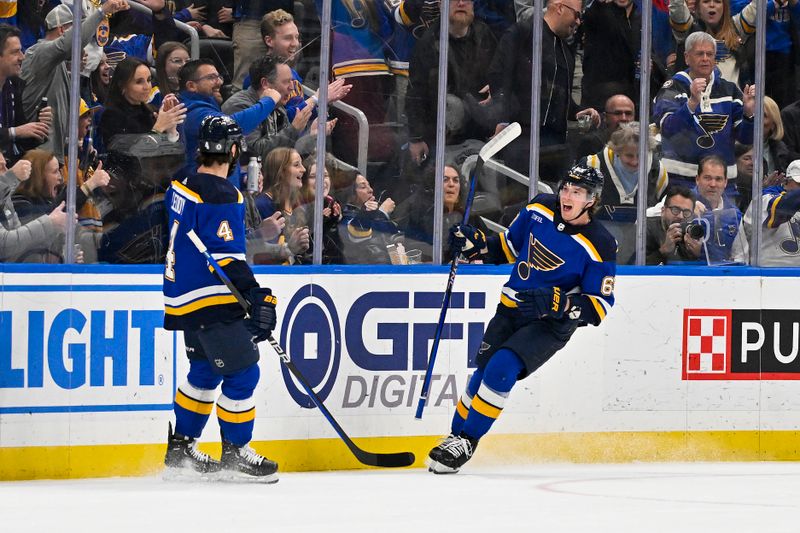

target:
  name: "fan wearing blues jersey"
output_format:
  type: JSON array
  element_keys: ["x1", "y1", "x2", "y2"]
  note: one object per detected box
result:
[
  {"x1": 427, "y1": 164, "x2": 618, "y2": 474},
  {"x1": 162, "y1": 115, "x2": 279, "y2": 482}
]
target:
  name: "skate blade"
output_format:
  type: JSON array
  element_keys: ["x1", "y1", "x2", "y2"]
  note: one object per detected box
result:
[
  {"x1": 424, "y1": 456, "x2": 459, "y2": 475},
  {"x1": 218, "y1": 469, "x2": 279, "y2": 484},
  {"x1": 162, "y1": 466, "x2": 222, "y2": 482}
]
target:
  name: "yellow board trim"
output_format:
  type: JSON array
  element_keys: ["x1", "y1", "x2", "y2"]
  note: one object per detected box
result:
[
  {"x1": 471, "y1": 395, "x2": 502, "y2": 419},
  {"x1": 5, "y1": 431, "x2": 800, "y2": 480},
  {"x1": 174, "y1": 390, "x2": 213, "y2": 415},
  {"x1": 216, "y1": 405, "x2": 256, "y2": 424}
]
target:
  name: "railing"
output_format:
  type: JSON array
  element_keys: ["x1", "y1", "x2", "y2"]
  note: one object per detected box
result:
[{"x1": 303, "y1": 84, "x2": 369, "y2": 175}]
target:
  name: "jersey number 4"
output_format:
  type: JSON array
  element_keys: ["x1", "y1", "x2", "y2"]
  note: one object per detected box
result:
[{"x1": 217, "y1": 220, "x2": 234, "y2": 241}]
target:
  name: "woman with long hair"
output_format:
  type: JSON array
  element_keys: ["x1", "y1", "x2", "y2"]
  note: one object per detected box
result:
[
  {"x1": 98, "y1": 57, "x2": 186, "y2": 147},
  {"x1": 13, "y1": 149, "x2": 63, "y2": 223},
  {"x1": 249, "y1": 148, "x2": 310, "y2": 264},
  {"x1": 89, "y1": 53, "x2": 112, "y2": 106},
  {"x1": 289, "y1": 154, "x2": 343, "y2": 263},
  {"x1": 338, "y1": 171, "x2": 401, "y2": 264},
  {"x1": 10, "y1": 149, "x2": 79, "y2": 262},
  {"x1": 151, "y1": 42, "x2": 190, "y2": 109},
  {"x1": 256, "y1": 147, "x2": 305, "y2": 218}
]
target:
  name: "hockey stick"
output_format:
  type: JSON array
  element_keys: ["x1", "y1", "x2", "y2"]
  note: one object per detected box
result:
[
  {"x1": 186, "y1": 230, "x2": 415, "y2": 468},
  {"x1": 414, "y1": 122, "x2": 522, "y2": 420}
]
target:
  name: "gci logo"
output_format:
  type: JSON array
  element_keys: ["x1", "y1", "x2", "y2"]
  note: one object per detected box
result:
[{"x1": 280, "y1": 284, "x2": 341, "y2": 408}]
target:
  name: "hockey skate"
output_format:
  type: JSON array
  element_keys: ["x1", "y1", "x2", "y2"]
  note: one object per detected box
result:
[
  {"x1": 164, "y1": 423, "x2": 221, "y2": 477},
  {"x1": 220, "y1": 440, "x2": 279, "y2": 484},
  {"x1": 426, "y1": 433, "x2": 478, "y2": 474}
]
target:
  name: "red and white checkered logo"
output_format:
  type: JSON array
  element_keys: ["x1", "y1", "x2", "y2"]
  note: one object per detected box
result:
[{"x1": 682, "y1": 309, "x2": 732, "y2": 379}]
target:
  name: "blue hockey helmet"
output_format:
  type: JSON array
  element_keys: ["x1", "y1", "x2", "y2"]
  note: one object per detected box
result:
[
  {"x1": 558, "y1": 164, "x2": 605, "y2": 199},
  {"x1": 197, "y1": 115, "x2": 247, "y2": 155}
]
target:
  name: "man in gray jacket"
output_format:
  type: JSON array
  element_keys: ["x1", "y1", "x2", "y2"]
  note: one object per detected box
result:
[
  {"x1": 0, "y1": 152, "x2": 71, "y2": 262},
  {"x1": 222, "y1": 55, "x2": 327, "y2": 161},
  {"x1": 20, "y1": 0, "x2": 130, "y2": 164}
]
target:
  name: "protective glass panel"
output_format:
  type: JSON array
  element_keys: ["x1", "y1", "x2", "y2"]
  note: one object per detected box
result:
[{"x1": 645, "y1": 0, "x2": 761, "y2": 267}]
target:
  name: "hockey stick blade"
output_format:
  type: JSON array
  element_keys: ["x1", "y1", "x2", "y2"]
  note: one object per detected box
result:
[
  {"x1": 186, "y1": 230, "x2": 416, "y2": 468},
  {"x1": 270, "y1": 339, "x2": 415, "y2": 468},
  {"x1": 478, "y1": 121, "x2": 522, "y2": 162}
]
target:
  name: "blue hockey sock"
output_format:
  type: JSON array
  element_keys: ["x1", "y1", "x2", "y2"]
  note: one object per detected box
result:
[
  {"x1": 174, "y1": 360, "x2": 223, "y2": 438},
  {"x1": 217, "y1": 364, "x2": 260, "y2": 446},
  {"x1": 461, "y1": 348, "x2": 524, "y2": 440},
  {"x1": 450, "y1": 367, "x2": 484, "y2": 435}
]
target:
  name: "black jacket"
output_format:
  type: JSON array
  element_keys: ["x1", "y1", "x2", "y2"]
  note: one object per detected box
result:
[
  {"x1": 406, "y1": 20, "x2": 497, "y2": 146},
  {"x1": 0, "y1": 77, "x2": 43, "y2": 164},
  {"x1": 99, "y1": 100, "x2": 158, "y2": 148},
  {"x1": 489, "y1": 19, "x2": 579, "y2": 145}
]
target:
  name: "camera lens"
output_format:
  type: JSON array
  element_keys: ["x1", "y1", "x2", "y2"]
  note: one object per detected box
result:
[{"x1": 686, "y1": 222, "x2": 705, "y2": 240}]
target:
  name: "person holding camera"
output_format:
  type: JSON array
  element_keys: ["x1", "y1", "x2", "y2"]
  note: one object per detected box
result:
[
  {"x1": 646, "y1": 185, "x2": 703, "y2": 264},
  {"x1": 693, "y1": 154, "x2": 743, "y2": 263}
]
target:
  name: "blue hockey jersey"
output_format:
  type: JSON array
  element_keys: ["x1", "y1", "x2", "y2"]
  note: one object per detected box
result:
[
  {"x1": 652, "y1": 68, "x2": 754, "y2": 181},
  {"x1": 485, "y1": 194, "x2": 617, "y2": 326},
  {"x1": 163, "y1": 172, "x2": 259, "y2": 330}
]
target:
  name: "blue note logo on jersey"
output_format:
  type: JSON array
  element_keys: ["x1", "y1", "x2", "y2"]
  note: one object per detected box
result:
[
  {"x1": 529, "y1": 236, "x2": 564, "y2": 272},
  {"x1": 279, "y1": 284, "x2": 342, "y2": 407}
]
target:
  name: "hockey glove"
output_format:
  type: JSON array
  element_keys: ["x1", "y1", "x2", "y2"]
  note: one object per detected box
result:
[
  {"x1": 245, "y1": 287, "x2": 277, "y2": 343},
  {"x1": 516, "y1": 287, "x2": 568, "y2": 320},
  {"x1": 448, "y1": 224, "x2": 486, "y2": 261}
]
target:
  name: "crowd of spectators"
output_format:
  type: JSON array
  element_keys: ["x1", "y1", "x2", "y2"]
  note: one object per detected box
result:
[{"x1": 2, "y1": 0, "x2": 800, "y2": 267}]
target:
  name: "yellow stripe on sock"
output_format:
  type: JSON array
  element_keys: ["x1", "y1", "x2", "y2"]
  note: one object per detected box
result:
[
  {"x1": 471, "y1": 395, "x2": 502, "y2": 419},
  {"x1": 174, "y1": 390, "x2": 214, "y2": 415},
  {"x1": 456, "y1": 399, "x2": 469, "y2": 419},
  {"x1": 216, "y1": 405, "x2": 256, "y2": 424}
]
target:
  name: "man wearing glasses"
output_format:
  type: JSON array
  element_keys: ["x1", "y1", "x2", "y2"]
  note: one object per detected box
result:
[
  {"x1": 177, "y1": 59, "x2": 281, "y2": 186},
  {"x1": 575, "y1": 94, "x2": 635, "y2": 158},
  {"x1": 646, "y1": 184, "x2": 702, "y2": 264}
]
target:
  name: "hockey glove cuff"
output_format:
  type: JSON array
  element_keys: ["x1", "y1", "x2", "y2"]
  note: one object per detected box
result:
[
  {"x1": 246, "y1": 287, "x2": 277, "y2": 343},
  {"x1": 449, "y1": 224, "x2": 486, "y2": 261},
  {"x1": 516, "y1": 287, "x2": 568, "y2": 320}
]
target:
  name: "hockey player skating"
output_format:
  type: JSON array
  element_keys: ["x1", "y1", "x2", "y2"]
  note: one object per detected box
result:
[
  {"x1": 162, "y1": 115, "x2": 279, "y2": 482},
  {"x1": 427, "y1": 165, "x2": 617, "y2": 474}
]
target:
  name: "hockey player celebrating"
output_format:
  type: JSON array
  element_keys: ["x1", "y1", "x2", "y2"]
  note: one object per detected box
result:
[
  {"x1": 427, "y1": 164, "x2": 617, "y2": 474},
  {"x1": 162, "y1": 115, "x2": 279, "y2": 482}
]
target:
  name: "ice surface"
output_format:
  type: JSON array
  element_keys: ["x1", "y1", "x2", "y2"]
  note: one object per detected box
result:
[{"x1": 2, "y1": 462, "x2": 798, "y2": 532}]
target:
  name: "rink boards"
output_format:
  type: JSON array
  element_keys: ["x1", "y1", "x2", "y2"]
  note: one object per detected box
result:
[{"x1": 2, "y1": 264, "x2": 800, "y2": 480}]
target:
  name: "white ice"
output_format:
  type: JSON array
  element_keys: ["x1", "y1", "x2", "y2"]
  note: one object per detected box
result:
[{"x1": 2, "y1": 462, "x2": 798, "y2": 532}]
